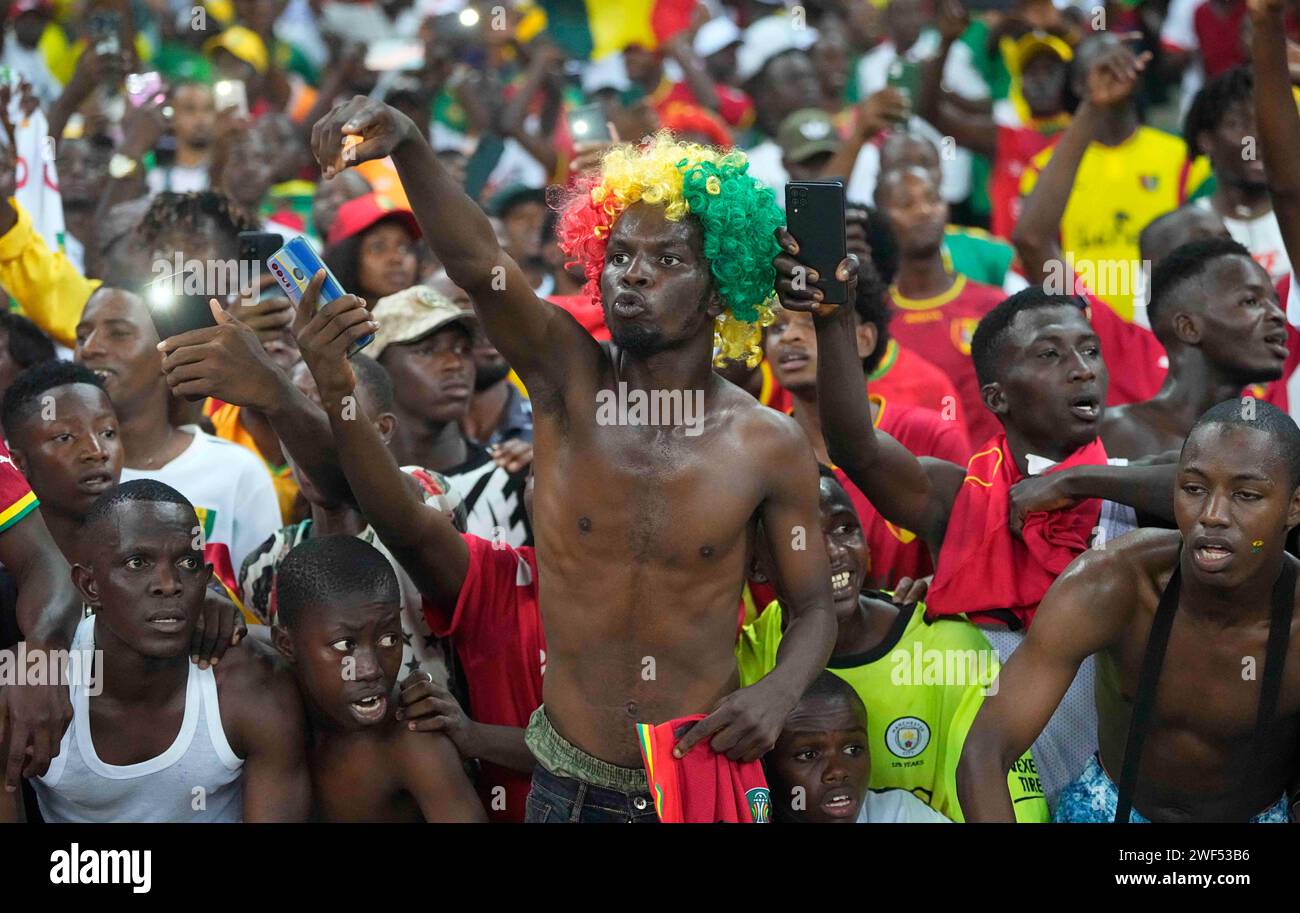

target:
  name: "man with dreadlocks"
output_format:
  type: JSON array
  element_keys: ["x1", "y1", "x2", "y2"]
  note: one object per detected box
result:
[
  {"x1": 138, "y1": 190, "x2": 302, "y2": 521},
  {"x1": 304, "y1": 97, "x2": 837, "y2": 822}
]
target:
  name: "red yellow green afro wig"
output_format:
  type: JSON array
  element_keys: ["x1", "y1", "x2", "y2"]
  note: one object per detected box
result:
[{"x1": 556, "y1": 132, "x2": 785, "y2": 367}]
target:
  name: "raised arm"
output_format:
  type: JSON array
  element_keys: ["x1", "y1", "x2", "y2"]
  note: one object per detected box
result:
[
  {"x1": 774, "y1": 231, "x2": 963, "y2": 546},
  {"x1": 674, "y1": 413, "x2": 837, "y2": 762},
  {"x1": 311, "y1": 97, "x2": 598, "y2": 393},
  {"x1": 663, "y1": 31, "x2": 721, "y2": 113},
  {"x1": 1251, "y1": 0, "x2": 1300, "y2": 275},
  {"x1": 916, "y1": 0, "x2": 996, "y2": 158},
  {"x1": 499, "y1": 41, "x2": 566, "y2": 178},
  {"x1": 158, "y1": 297, "x2": 355, "y2": 507},
  {"x1": 1012, "y1": 45, "x2": 1147, "y2": 282},
  {"x1": 957, "y1": 545, "x2": 1132, "y2": 820},
  {"x1": 821, "y1": 88, "x2": 911, "y2": 180},
  {"x1": 0, "y1": 186, "x2": 100, "y2": 349},
  {"x1": 291, "y1": 276, "x2": 470, "y2": 607}
]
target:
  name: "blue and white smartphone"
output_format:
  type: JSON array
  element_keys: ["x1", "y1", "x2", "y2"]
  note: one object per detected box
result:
[{"x1": 268, "y1": 236, "x2": 373, "y2": 357}]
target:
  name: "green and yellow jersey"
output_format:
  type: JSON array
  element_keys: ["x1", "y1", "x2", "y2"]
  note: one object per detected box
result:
[{"x1": 737, "y1": 596, "x2": 1049, "y2": 822}]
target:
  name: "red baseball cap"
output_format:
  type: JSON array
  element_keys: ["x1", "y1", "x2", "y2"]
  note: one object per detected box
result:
[
  {"x1": 9, "y1": 0, "x2": 53, "y2": 19},
  {"x1": 326, "y1": 192, "x2": 421, "y2": 246}
]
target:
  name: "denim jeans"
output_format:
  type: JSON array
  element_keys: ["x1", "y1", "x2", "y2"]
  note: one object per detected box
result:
[
  {"x1": 523, "y1": 705, "x2": 658, "y2": 823},
  {"x1": 525, "y1": 765, "x2": 659, "y2": 823}
]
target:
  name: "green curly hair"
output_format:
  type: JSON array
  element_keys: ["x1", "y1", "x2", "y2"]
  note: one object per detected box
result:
[{"x1": 557, "y1": 132, "x2": 785, "y2": 366}]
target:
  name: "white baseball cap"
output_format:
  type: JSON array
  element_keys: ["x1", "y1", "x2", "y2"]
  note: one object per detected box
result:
[
  {"x1": 736, "y1": 14, "x2": 818, "y2": 84},
  {"x1": 693, "y1": 16, "x2": 742, "y2": 59}
]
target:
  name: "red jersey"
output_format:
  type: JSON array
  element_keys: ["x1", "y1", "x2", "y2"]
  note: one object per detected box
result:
[
  {"x1": 835, "y1": 394, "x2": 971, "y2": 586},
  {"x1": 758, "y1": 340, "x2": 967, "y2": 435},
  {"x1": 1194, "y1": 0, "x2": 1248, "y2": 78},
  {"x1": 759, "y1": 358, "x2": 792, "y2": 413},
  {"x1": 637, "y1": 715, "x2": 770, "y2": 822},
  {"x1": 655, "y1": 78, "x2": 755, "y2": 130},
  {"x1": 422, "y1": 534, "x2": 545, "y2": 823},
  {"x1": 0, "y1": 438, "x2": 37, "y2": 535},
  {"x1": 887, "y1": 275, "x2": 1006, "y2": 447},
  {"x1": 868, "y1": 339, "x2": 971, "y2": 441},
  {"x1": 991, "y1": 123, "x2": 1061, "y2": 241}
]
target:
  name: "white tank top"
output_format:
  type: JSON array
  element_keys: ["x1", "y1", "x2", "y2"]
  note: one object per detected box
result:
[{"x1": 34, "y1": 615, "x2": 244, "y2": 823}]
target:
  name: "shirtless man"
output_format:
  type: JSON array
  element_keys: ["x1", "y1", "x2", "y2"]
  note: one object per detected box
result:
[
  {"x1": 960, "y1": 400, "x2": 1300, "y2": 822},
  {"x1": 272, "y1": 535, "x2": 486, "y2": 822},
  {"x1": 1099, "y1": 237, "x2": 1289, "y2": 458},
  {"x1": 306, "y1": 101, "x2": 837, "y2": 821}
]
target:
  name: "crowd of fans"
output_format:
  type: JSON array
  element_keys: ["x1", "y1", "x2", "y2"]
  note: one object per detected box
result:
[{"x1": 0, "y1": 0, "x2": 1296, "y2": 825}]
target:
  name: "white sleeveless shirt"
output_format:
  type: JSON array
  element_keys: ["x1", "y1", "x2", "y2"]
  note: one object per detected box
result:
[{"x1": 34, "y1": 615, "x2": 244, "y2": 823}]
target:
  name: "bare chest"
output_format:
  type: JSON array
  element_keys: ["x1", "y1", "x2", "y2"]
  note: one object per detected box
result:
[
  {"x1": 1115, "y1": 613, "x2": 1300, "y2": 742},
  {"x1": 310, "y1": 737, "x2": 420, "y2": 823},
  {"x1": 537, "y1": 419, "x2": 763, "y2": 566}
]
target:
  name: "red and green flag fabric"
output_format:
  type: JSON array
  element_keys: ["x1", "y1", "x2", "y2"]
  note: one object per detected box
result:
[{"x1": 637, "y1": 715, "x2": 771, "y2": 823}]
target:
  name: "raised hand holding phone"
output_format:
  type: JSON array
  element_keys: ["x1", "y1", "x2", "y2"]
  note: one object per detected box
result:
[
  {"x1": 784, "y1": 180, "x2": 850, "y2": 306},
  {"x1": 268, "y1": 236, "x2": 374, "y2": 356},
  {"x1": 290, "y1": 269, "x2": 379, "y2": 408}
]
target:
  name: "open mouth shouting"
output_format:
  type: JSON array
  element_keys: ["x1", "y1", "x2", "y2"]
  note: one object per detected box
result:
[
  {"x1": 347, "y1": 692, "x2": 389, "y2": 725},
  {"x1": 1263, "y1": 329, "x2": 1289, "y2": 361},
  {"x1": 1190, "y1": 536, "x2": 1235, "y2": 574},
  {"x1": 777, "y1": 348, "x2": 811, "y2": 371},
  {"x1": 819, "y1": 788, "x2": 860, "y2": 819},
  {"x1": 1068, "y1": 393, "x2": 1100, "y2": 422}
]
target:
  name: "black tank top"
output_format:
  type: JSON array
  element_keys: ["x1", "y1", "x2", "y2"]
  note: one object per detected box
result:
[{"x1": 1114, "y1": 550, "x2": 1296, "y2": 822}]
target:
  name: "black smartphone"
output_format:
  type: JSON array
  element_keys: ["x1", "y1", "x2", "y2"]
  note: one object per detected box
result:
[
  {"x1": 785, "y1": 180, "x2": 848, "y2": 305},
  {"x1": 239, "y1": 230, "x2": 284, "y2": 273},
  {"x1": 144, "y1": 272, "x2": 218, "y2": 342}
]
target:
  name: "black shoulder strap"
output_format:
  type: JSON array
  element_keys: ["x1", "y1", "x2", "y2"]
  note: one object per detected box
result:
[
  {"x1": 1114, "y1": 561, "x2": 1182, "y2": 824},
  {"x1": 1255, "y1": 559, "x2": 1297, "y2": 745},
  {"x1": 1115, "y1": 556, "x2": 1298, "y2": 823}
]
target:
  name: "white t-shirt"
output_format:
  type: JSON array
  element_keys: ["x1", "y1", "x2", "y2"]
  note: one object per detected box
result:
[
  {"x1": 120, "y1": 428, "x2": 281, "y2": 583},
  {"x1": 856, "y1": 788, "x2": 950, "y2": 823},
  {"x1": 147, "y1": 164, "x2": 210, "y2": 196},
  {"x1": 1194, "y1": 197, "x2": 1292, "y2": 283},
  {"x1": 1, "y1": 34, "x2": 61, "y2": 108},
  {"x1": 1161, "y1": 0, "x2": 1207, "y2": 118}
]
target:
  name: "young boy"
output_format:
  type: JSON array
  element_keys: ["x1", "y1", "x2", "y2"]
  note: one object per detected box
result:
[
  {"x1": 766, "y1": 672, "x2": 948, "y2": 823},
  {"x1": 0, "y1": 480, "x2": 310, "y2": 823},
  {"x1": 271, "y1": 534, "x2": 487, "y2": 823},
  {"x1": 738, "y1": 467, "x2": 1047, "y2": 821}
]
